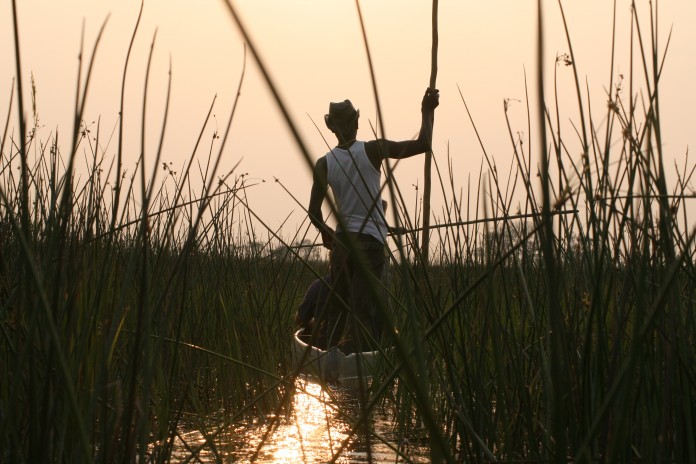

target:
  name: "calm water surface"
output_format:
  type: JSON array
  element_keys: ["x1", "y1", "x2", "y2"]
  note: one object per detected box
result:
[{"x1": 166, "y1": 378, "x2": 430, "y2": 463}]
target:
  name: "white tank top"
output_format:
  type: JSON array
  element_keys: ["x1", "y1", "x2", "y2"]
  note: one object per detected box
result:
[{"x1": 325, "y1": 141, "x2": 387, "y2": 243}]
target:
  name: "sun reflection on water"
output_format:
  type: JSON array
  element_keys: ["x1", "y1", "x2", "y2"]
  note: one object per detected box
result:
[{"x1": 165, "y1": 378, "x2": 430, "y2": 463}]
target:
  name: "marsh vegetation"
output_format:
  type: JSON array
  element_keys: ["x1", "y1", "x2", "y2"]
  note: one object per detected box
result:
[{"x1": 1, "y1": 1, "x2": 695, "y2": 463}]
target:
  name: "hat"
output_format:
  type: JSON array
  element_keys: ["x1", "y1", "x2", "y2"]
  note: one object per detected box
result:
[{"x1": 324, "y1": 100, "x2": 359, "y2": 131}]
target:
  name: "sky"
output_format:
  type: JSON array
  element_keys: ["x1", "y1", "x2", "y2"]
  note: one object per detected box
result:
[{"x1": 2, "y1": 1, "x2": 695, "y2": 245}]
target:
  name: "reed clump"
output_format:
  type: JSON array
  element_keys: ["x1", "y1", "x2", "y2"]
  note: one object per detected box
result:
[
  {"x1": 1, "y1": 7, "x2": 320, "y2": 461},
  {"x1": 369, "y1": 3, "x2": 696, "y2": 463},
  {"x1": 0, "y1": 117, "x2": 325, "y2": 461}
]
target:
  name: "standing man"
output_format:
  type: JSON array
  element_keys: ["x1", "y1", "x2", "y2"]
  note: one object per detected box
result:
[{"x1": 308, "y1": 87, "x2": 439, "y2": 352}]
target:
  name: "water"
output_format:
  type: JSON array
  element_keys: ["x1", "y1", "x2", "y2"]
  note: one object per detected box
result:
[{"x1": 165, "y1": 378, "x2": 430, "y2": 463}]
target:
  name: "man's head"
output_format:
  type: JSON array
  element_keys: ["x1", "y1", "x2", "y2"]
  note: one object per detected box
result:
[{"x1": 325, "y1": 100, "x2": 359, "y2": 140}]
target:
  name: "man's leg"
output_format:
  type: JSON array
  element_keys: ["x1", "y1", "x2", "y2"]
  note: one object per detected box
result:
[
  {"x1": 326, "y1": 241, "x2": 351, "y2": 347},
  {"x1": 349, "y1": 238, "x2": 385, "y2": 351}
]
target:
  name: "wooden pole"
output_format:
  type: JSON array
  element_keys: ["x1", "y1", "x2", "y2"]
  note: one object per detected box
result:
[{"x1": 421, "y1": 0, "x2": 438, "y2": 261}]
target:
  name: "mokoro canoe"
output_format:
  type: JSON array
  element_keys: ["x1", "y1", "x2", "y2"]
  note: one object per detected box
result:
[{"x1": 291, "y1": 328, "x2": 387, "y2": 383}]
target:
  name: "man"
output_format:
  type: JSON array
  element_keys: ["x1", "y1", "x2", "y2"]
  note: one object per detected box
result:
[{"x1": 307, "y1": 87, "x2": 439, "y2": 352}]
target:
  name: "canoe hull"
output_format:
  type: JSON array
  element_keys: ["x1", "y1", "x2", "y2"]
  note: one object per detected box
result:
[{"x1": 291, "y1": 328, "x2": 384, "y2": 383}]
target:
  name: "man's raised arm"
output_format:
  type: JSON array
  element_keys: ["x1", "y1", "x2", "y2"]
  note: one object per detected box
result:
[{"x1": 365, "y1": 87, "x2": 439, "y2": 164}]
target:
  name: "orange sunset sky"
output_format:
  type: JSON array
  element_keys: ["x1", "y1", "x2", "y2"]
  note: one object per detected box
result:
[{"x1": 2, "y1": 1, "x2": 695, "y2": 244}]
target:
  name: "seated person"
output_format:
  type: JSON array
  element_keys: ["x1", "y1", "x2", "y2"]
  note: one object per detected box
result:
[{"x1": 295, "y1": 275, "x2": 331, "y2": 347}]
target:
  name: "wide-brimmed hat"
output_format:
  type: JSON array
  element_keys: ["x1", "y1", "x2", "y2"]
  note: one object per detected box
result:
[{"x1": 324, "y1": 100, "x2": 359, "y2": 131}]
